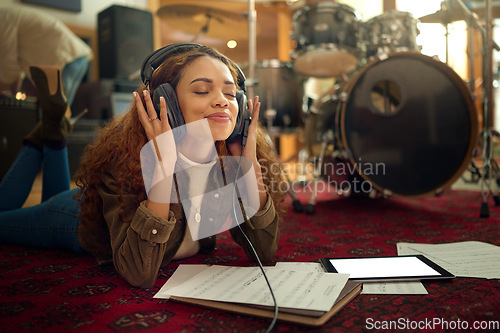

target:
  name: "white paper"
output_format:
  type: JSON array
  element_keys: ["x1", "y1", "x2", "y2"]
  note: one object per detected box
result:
[
  {"x1": 397, "y1": 241, "x2": 500, "y2": 279},
  {"x1": 362, "y1": 282, "x2": 428, "y2": 294},
  {"x1": 161, "y1": 265, "x2": 350, "y2": 312}
]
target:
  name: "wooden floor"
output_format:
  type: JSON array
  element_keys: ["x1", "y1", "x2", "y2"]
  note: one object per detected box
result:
[
  {"x1": 22, "y1": 172, "x2": 77, "y2": 208},
  {"x1": 22, "y1": 172, "x2": 43, "y2": 208}
]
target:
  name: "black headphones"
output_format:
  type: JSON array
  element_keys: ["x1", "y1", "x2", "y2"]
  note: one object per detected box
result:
[{"x1": 140, "y1": 43, "x2": 251, "y2": 144}]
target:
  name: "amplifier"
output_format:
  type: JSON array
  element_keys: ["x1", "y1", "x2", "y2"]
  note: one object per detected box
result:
[
  {"x1": 67, "y1": 119, "x2": 103, "y2": 178},
  {"x1": 0, "y1": 97, "x2": 39, "y2": 179}
]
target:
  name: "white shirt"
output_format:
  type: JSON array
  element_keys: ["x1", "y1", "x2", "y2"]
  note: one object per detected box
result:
[{"x1": 172, "y1": 151, "x2": 216, "y2": 259}]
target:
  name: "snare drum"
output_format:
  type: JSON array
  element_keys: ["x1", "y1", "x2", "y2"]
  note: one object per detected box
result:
[
  {"x1": 306, "y1": 53, "x2": 478, "y2": 197},
  {"x1": 240, "y1": 60, "x2": 304, "y2": 128},
  {"x1": 362, "y1": 11, "x2": 420, "y2": 59},
  {"x1": 291, "y1": 2, "x2": 362, "y2": 78}
]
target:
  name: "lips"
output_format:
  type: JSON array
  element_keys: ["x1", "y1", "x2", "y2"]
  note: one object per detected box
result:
[{"x1": 205, "y1": 112, "x2": 231, "y2": 122}]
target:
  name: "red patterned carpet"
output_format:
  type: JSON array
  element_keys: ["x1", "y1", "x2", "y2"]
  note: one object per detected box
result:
[{"x1": 0, "y1": 189, "x2": 499, "y2": 332}]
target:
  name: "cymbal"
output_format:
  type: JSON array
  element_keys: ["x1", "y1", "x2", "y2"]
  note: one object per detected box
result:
[
  {"x1": 419, "y1": 5, "x2": 500, "y2": 24},
  {"x1": 419, "y1": 8, "x2": 465, "y2": 23},
  {"x1": 157, "y1": 5, "x2": 249, "y2": 39}
]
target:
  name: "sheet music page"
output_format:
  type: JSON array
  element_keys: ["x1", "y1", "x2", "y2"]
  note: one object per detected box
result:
[
  {"x1": 275, "y1": 262, "x2": 427, "y2": 295},
  {"x1": 154, "y1": 264, "x2": 210, "y2": 299},
  {"x1": 397, "y1": 241, "x2": 500, "y2": 279},
  {"x1": 162, "y1": 265, "x2": 350, "y2": 312},
  {"x1": 362, "y1": 282, "x2": 428, "y2": 294},
  {"x1": 274, "y1": 262, "x2": 325, "y2": 273}
]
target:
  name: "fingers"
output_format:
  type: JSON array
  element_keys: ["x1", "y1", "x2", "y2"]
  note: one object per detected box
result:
[
  {"x1": 134, "y1": 91, "x2": 149, "y2": 126},
  {"x1": 252, "y1": 96, "x2": 261, "y2": 117},
  {"x1": 143, "y1": 91, "x2": 162, "y2": 136},
  {"x1": 159, "y1": 96, "x2": 171, "y2": 132},
  {"x1": 134, "y1": 90, "x2": 166, "y2": 141},
  {"x1": 142, "y1": 90, "x2": 158, "y2": 121},
  {"x1": 248, "y1": 95, "x2": 261, "y2": 129},
  {"x1": 134, "y1": 91, "x2": 155, "y2": 140}
]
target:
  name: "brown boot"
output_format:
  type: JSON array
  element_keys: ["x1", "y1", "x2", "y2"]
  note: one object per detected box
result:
[
  {"x1": 23, "y1": 108, "x2": 88, "y2": 150},
  {"x1": 29, "y1": 65, "x2": 69, "y2": 141},
  {"x1": 23, "y1": 122, "x2": 42, "y2": 151}
]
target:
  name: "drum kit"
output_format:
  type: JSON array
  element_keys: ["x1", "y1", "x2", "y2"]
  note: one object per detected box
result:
[
  {"x1": 157, "y1": 0, "x2": 499, "y2": 215},
  {"x1": 281, "y1": 1, "x2": 482, "y2": 214}
]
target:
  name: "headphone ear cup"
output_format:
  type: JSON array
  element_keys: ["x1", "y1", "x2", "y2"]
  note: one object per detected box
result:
[
  {"x1": 226, "y1": 90, "x2": 251, "y2": 143},
  {"x1": 152, "y1": 83, "x2": 186, "y2": 142},
  {"x1": 152, "y1": 83, "x2": 185, "y2": 129}
]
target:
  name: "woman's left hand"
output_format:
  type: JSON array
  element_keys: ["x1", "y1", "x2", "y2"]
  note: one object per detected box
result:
[
  {"x1": 227, "y1": 96, "x2": 261, "y2": 162},
  {"x1": 228, "y1": 96, "x2": 267, "y2": 211}
]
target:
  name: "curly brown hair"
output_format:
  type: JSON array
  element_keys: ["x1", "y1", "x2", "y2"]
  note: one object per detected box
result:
[{"x1": 73, "y1": 45, "x2": 287, "y2": 232}]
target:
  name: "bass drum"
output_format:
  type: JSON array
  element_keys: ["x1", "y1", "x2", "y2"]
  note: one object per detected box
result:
[
  {"x1": 241, "y1": 60, "x2": 304, "y2": 128},
  {"x1": 336, "y1": 52, "x2": 478, "y2": 197}
]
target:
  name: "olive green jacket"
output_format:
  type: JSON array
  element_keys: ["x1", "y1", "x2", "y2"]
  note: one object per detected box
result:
[{"x1": 78, "y1": 164, "x2": 279, "y2": 288}]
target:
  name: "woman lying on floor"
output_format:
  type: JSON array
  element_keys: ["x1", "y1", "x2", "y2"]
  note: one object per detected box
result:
[{"x1": 0, "y1": 43, "x2": 286, "y2": 288}]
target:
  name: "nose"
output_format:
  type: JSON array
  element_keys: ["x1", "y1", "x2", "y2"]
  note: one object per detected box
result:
[{"x1": 212, "y1": 91, "x2": 229, "y2": 108}]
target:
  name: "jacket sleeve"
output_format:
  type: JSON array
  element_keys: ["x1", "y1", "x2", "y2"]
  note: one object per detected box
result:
[
  {"x1": 98, "y1": 170, "x2": 184, "y2": 288},
  {"x1": 230, "y1": 193, "x2": 279, "y2": 263}
]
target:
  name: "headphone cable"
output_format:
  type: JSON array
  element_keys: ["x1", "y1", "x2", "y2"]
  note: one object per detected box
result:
[{"x1": 231, "y1": 121, "x2": 278, "y2": 332}]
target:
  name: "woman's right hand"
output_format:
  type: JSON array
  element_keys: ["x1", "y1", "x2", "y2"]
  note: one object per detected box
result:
[
  {"x1": 135, "y1": 90, "x2": 177, "y2": 164},
  {"x1": 135, "y1": 90, "x2": 171, "y2": 141},
  {"x1": 135, "y1": 90, "x2": 177, "y2": 208}
]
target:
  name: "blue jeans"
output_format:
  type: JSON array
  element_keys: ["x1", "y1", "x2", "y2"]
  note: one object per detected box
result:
[
  {"x1": 0, "y1": 145, "x2": 84, "y2": 252},
  {"x1": 62, "y1": 56, "x2": 89, "y2": 107}
]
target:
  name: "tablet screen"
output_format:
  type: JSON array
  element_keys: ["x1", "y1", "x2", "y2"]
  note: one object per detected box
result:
[{"x1": 320, "y1": 255, "x2": 454, "y2": 282}]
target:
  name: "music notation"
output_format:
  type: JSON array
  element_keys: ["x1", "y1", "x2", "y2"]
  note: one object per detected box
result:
[{"x1": 397, "y1": 241, "x2": 500, "y2": 279}]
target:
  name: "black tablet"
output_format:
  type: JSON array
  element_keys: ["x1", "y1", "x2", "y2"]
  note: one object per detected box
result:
[{"x1": 320, "y1": 255, "x2": 455, "y2": 282}]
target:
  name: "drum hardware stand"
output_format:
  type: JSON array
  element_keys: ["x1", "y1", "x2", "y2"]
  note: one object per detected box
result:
[
  {"x1": 280, "y1": 145, "x2": 309, "y2": 213},
  {"x1": 478, "y1": 129, "x2": 500, "y2": 216},
  {"x1": 305, "y1": 138, "x2": 329, "y2": 214},
  {"x1": 282, "y1": 170, "x2": 304, "y2": 213},
  {"x1": 284, "y1": 82, "x2": 348, "y2": 214},
  {"x1": 264, "y1": 108, "x2": 277, "y2": 131},
  {"x1": 247, "y1": 0, "x2": 257, "y2": 101},
  {"x1": 278, "y1": 104, "x2": 323, "y2": 214},
  {"x1": 281, "y1": 136, "x2": 330, "y2": 214},
  {"x1": 453, "y1": 0, "x2": 500, "y2": 217},
  {"x1": 276, "y1": 148, "x2": 303, "y2": 213},
  {"x1": 263, "y1": 85, "x2": 279, "y2": 132},
  {"x1": 444, "y1": 3, "x2": 451, "y2": 65}
]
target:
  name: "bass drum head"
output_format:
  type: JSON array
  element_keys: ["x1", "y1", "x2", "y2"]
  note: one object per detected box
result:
[{"x1": 340, "y1": 52, "x2": 478, "y2": 197}]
